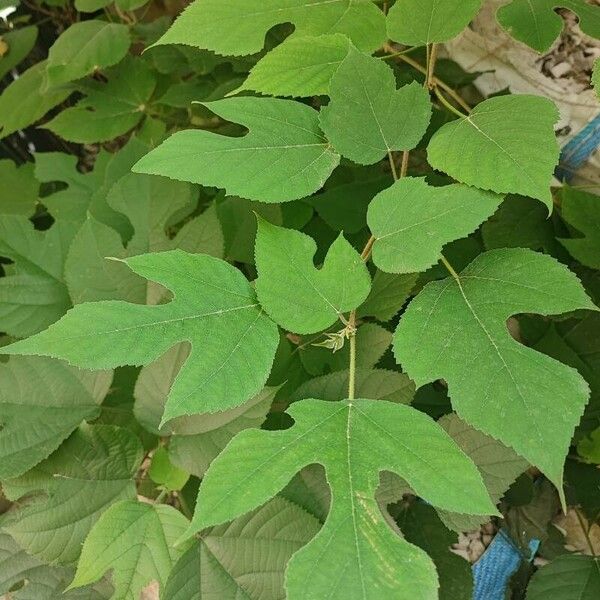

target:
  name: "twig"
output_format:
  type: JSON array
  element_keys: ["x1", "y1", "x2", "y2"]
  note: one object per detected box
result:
[{"x1": 393, "y1": 51, "x2": 472, "y2": 114}]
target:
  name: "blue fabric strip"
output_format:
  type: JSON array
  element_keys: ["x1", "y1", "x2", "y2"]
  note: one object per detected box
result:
[
  {"x1": 555, "y1": 113, "x2": 600, "y2": 182},
  {"x1": 472, "y1": 529, "x2": 539, "y2": 600}
]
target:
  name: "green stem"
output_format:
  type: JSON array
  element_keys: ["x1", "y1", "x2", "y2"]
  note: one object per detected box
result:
[
  {"x1": 400, "y1": 150, "x2": 409, "y2": 178},
  {"x1": 440, "y1": 254, "x2": 460, "y2": 283},
  {"x1": 425, "y1": 44, "x2": 438, "y2": 89},
  {"x1": 379, "y1": 47, "x2": 419, "y2": 60},
  {"x1": 154, "y1": 489, "x2": 168, "y2": 504},
  {"x1": 387, "y1": 150, "x2": 399, "y2": 180},
  {"x1": 348, "y1": 315, "x2": 357, "y2": 401},
  {"x1": 434, "y1": 86, "x2": 467, "y2": 119}
]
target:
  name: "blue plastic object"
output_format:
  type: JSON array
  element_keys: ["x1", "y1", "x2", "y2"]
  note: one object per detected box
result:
[
  {"x1": 472, "y1": 529, "x2": 539, "y2": 600},
  {"x1": 555, "y1": 113, "x2": 600, "y2": 182}
]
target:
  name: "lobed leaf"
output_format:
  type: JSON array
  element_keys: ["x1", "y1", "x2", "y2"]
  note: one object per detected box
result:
[
  {"x1": 185, "y1": 398, "x2": 496, "y2": 599},
  {"x1": 319, "y1": 47, "x2": 431, "y2": 165},
  {"x1": 255, "y1": 218, "x2": 371, "y2": 334},
  {"x1": 134, "y1": 349, "x2": 277, "y2": 476},
  {"x1": 154, "y1": 0, "x2": 386, "y2": 55},
  {"x1": 64, "y1": 174, "x2": 222, "y2": 304},
  {"x1": 4, "y1": 250, "x2": 279, "y2": 423},
  {"x1": 394, "y1": 248, "x2": 597, "y2": 496},
  {"x1": 134, "y1": 97, "x2": 340, "y2": 203}
]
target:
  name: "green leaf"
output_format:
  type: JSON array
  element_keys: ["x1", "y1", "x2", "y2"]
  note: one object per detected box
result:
[
  {"x1": 532, "y1": 321, "x2": 600, "y2": 441},
  {"x1": 4, "y1": 250, "x2": 279, "y2": 423},
  {"x1": 34, "y1": 151, "x2": 110, "y2": 227},
  {"x1": 68, "y1": 500, "x2": 189, "y2": 600},
  {"x1": 319, "y1": 47, "x2": 431, "y2": 165},
  {"x1": 357, "y1": 271, "x2": 418, "y2": 321},
  {"x1": 307, "y1": 174, "x2": 389, "y2": 234},
  {"x1": 167, "y1": 387, "x2": 274, "y2": 478},
  {"x1": 4, "y1": 424, "x2": 142, "y2": 564},
  {"x1": 239, "y1": 34, "x2": 350, "y2": 97},
  {"x1": 0, "y1": 217, "x2": 73, "y2": 337},
  {"x1": 81, "y1": 136, "x2": 159, "y2": 237},
  {"x1": 216, "y1": 195, "x2": 284, "y2": 264},
  {"x1": 481, "y1": 195, "x2": 560, "y2": 253},
  {"x1": 565, "y1": 459, "x2": 600, "y2": 521},
  {"x1": 504, "y1": 478, "x2": 562, "y2": 556},
  {"x1": 497, "y1": 0, "x2": 600, "y2": 53},
  {"x1": 46, "y1": 21, "x2": 130, "y2": 87},
  {"x1": 134, "y1": 345, "x2": 276, "y2": 476},
  {"x1": 64, "y1": 174, "x2": 222, "y2": 304},
  {"x1": 526, "y1": 554, "x2": 600, "y2": 599},
  {"x1": 427, "y1": 95, "x2": 560, "y2": 209},
  {"x1": 0, "y1": 531, "x2": 112, "y2": 600},
  {"x1": 577, "y1": 427, "x2": 600, "y2": 464},
  {"x1": 376, "y1": 411, "x2": 530, "y2": 526},
  {"x1": 185, "y1": 398, "x2": 495, "y2": 599},
  {"x1": 280, "y1": 464, "x2": 331, "y2": 523},
  {"x1": 593, "y1": 58, "x2": 600, "y2": 99},
  {"x1": 44, "y1": 57, "x2": 156, "y2": 143},
  {"x1": 0, "y1": 26, "x2": 38, "y2": 80},
  {"x1": 255, "y1": 218, "x2": 371, "y2": 334},
  {"x1": 367, "y1": 178, "x2": 502, "y2": 273},
  {"x1": 0, "y1": 356, "x2": 112, "y2": 479},
  {"x1": 164, "y1": 496, "x2": 321, "y2": 600},
  {"x1": 291, "y1": 368, "x2": 415, "y2": 405},
  {"x1": 0, "y1": 159, "x2": 38, "y2": 216},
  {"x1": 394, "y1": 248, "x2": 597, "y2": 495},
  {"x1": 155, "y1": 0, "x2": 386, "y2": 56},
  {"x1": 149, "y1": 447, "x2": 190, "y2": 491},
  {"x1": 436, "y1": 413, "x2": 528, "y2": 532},
  {"x1": 387, "y1": 0, "x2": 484, "y2": 46},
  {"x1": 0, "y1": 61, "x2": 71, "y2": 139},
  {"x1": 134, "y1": 97, "x2": 340, "y2": 203},
  {"x1": 558, "y1": 186, "x2": 600, "y2": 269},
  {"x1": 171, "y1": 202, "x2": 225, "y2": 258},
  {"x1": 397, "y1": 503, "x2": 473, "y2": 600}
]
